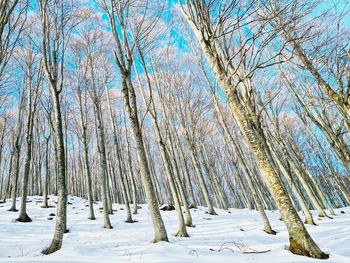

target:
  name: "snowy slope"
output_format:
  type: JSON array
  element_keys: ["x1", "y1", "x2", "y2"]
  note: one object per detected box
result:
[{"x1": 0, "y1": 196, "x2": 349, "y2": 263}]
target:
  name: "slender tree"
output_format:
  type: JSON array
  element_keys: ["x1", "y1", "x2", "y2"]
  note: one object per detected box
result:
[
  {"x1": 179, "y1": 0, "x2": 328, "y2": 258},
  {"x1": 39, "y1": 0, "x2": 82, "y2": 254},
  {"x1": 102, "y1": 0, "x2": 168, "y2": 242}
]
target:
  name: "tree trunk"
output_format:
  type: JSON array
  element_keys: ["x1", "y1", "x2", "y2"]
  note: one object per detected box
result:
[
  {"x1": 269, "y1": 146, "x2": 316, "y2": 225},
  {"x1": 43, "y1": 91, "x2": 67, "y2": 254},
  {"x1": 82, "y1": 130, "x2": 95, "y2": 220},
  {"x1": 105, "y1": 86, "x2": 133, "y2": 222},
  {"x1": 123, "y1": 75, "x2": 168, "y2": 242},
  {"x1": 185, "y1": 18, "x2": 328, "y2": 257},
  {"x1": 18, "y1": 83, "x2": 36, "y2": 222},
  {"x1": 93, "y1": 101, "x2": 112, "y2": 229},
  {"x1": 42, "y1": 136, "x2": 50, "y2": 208}
]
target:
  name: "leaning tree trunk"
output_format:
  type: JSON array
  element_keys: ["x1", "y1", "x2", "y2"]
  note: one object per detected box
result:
[
  {"x1": 188, "y1": 141, "x2": 217, "y2": 215},
  {"x1": 265, "y1": 127, "x2": 328, "y2": 218},
  {"x1": 166, "y1": 132, "x2": 194, "y2": 226},
  {"x1": 172, "y1": 127, "x2": 197, "y2": 208},
  {"x1": 105, "y1": 86, "x2": 133, "y2": 223},
  {"x1": 156, "y1": 127, "x2": 188, "y2": 237},
  {"x1": 123, "y1": 75, "x2": 168, "y2": 242},
  {"x1": 228, "y1": 96, "x2": 327, "y2": 258},
  {"x1": 269, "y1": 145, "x2": 316, "y2": 225},
  {"x1": 299, "y1": 161, "x2": 335, "y2": 216},
  {"x1": 9, "y1": 113, "x2": 23, "y2": 212},
  {"x1": 17, "y1": 84, "x2": 36, "y2": 222},
  {"x1": 201, "y1": 149, "x2": 228, "y2": 210},
  {"x1": 43, "y1": 91, "x2": 67, "y2": 254},
  {"x1": 184, "y1": 15, "x2": 328, "y2": 258},
  {"x1": 82, "y1": 130, "x2": 95, "y2": 220},
  {"x1": 77, "y1": 89, "x2": 95, "y2": 220},
  {"x1": 206, "y1": 76, "x2": 275, "y2": 232},
  {"x1": 0, "y1": 118, "x2": 6, "y2": 199},
  {"x1": 287, "y1": 155, "x2": 328, "y2": 218},
  {"x1": 125, "y1": 129, "x2": 138, "y2": 214},
  {"x1": 175, "y1": 106, "x2": 216, "y2": 214},
  {"x1": 9, "y1": 145, "x2": 20, "y2": 212},
  {"x1": 42, "y1": 136, "x2": 50, "y2": 208},
  {"x1": 136, "y1": 61, "x2": 189, "y2": 235},
  {"x1": 3, "y1": 151, "x2": 14, "y2": 203},
  {"x1": 17, "y1": 121, "x2": 34, "y2": 222},
  {"x1": 93, "y1": 100, "x2": 112, "y2": 229}
]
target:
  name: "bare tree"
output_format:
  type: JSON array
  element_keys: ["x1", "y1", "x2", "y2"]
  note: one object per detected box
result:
[
  {"x1": 8, "y1": 83, "x2": 25, "y2": 211},
  {"x1": 179, "y1": 0, "x2": 328, "y2": 259},
  {"x1": 0, "y1": 0, "x2": 28, "y2": 109},
  {"x1": 101, "y1": 0, "x2": 168, "y2": 242},
  {"x1": 85, "y1": 28, "x2": 113, "y2": 229},
  {"x1": 38, "y1": 0, "x2": 82, "y2": 254},
  {"x1": 134, "y1": 50, "x2": 190, "y2": 236},
  {"x1": 16, "y1": 23, "x2": 43, "y2": 222},
  {"x1": 69, "y1": 22, "x2": 97, "y2": 220}
]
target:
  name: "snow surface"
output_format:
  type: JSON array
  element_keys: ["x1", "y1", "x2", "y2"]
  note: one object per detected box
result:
[{"x1": 0, "y1": 196, "x2": 349, "y2": 263}]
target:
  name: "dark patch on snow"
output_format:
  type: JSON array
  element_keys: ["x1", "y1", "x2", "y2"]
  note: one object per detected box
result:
[
  {"x1": 188, "y1": 204, "x2": 197, "y2": 209},
  {"x1": 159, "y1": 204, "x2": 175, "y2": 211}
]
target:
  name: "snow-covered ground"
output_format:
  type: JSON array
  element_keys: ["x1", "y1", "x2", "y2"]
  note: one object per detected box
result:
[{"x1": 0, "y1": 196, "x2": 349, "y2": 263}]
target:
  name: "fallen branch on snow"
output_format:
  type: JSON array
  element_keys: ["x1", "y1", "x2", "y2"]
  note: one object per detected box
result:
[{"x1": 210, "y1": 241, "x2": 271, "y2": 254}]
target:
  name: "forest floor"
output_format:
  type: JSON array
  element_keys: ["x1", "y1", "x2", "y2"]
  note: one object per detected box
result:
[{"x1": 0, "y1": 196, "x2": 349, "y2": 263}]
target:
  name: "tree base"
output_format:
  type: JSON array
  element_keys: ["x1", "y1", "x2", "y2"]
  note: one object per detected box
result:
[
  {"x1": 186, "y1": 223, "x2": 196, "y2": 228},
  {"x1": 17, "y1": 214, "x2": 32, "y2": 223},
  {"x1": 175, "y1": 230, "x2": 190, "y2": 237},
  {"x1": 41, "y1": 205, "x2": 54, "y2": 208},
  {"x1": 264, "y1": 229, "x2": 277, "y2": 235},
  {"x1": 125, "y1": 219, "x2": 138, "y2": 223},
  {"x1": 42, "y1": 245, "x2": 59, "y2": 255},
  {"x1": 289, "y1": 237, "x2": 329, "y2": 259},
  {"x1": 152, "y1": 236, "x2": 169, "y2": 243},
  {"x1": 206, "y1": 210, "x2": 218, "y2": 215},
  {"x1": 88, "y1": 216, "x2": 96, "y2": 220},
  {"x1": 8, "y1": 208, "x2": 18, "y2": 212},
  {"x1": 304, "y1": 219, "x2": 317, "y2": 225},
  {"x1": 104, "y1": 225, "x2": 113, "y2": 229},
  {"x1": 318, "y1": 212, "x2": 330, "y2": 218},
  {"x1": 329, "y1": 211, "x2": 336, "y2": 216}
]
